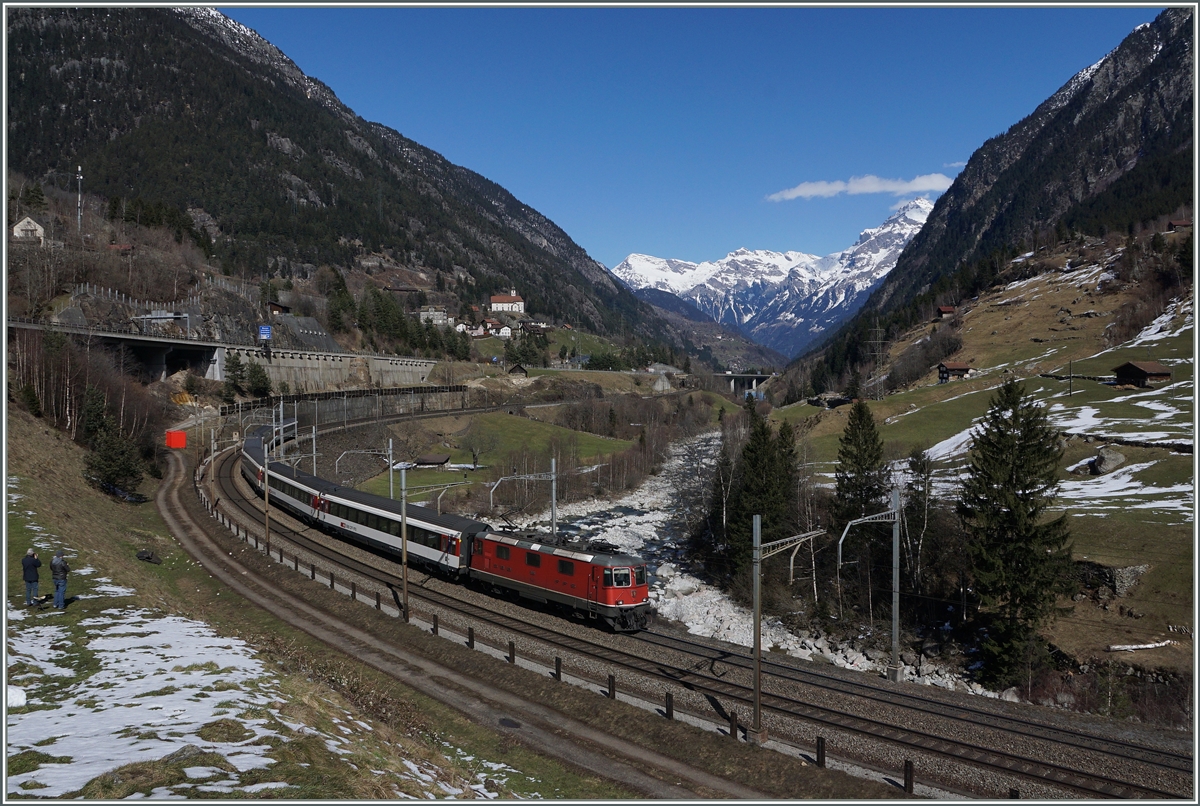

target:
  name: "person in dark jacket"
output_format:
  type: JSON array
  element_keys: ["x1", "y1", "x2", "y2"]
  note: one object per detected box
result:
[
  {"x1": 50, "y1": 550, "x2": 70, "y2": 609},
  {"x1": 21, "y1": 548, "x2": 41, "y2": 606}
]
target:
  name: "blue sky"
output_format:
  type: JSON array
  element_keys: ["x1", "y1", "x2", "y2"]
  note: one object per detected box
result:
[{"x1": 220, "y1": 6, "x2": 1164, "y2": 268}]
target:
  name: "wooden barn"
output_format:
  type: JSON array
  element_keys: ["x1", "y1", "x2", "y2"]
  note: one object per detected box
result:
[
  {"x1": 938, "y1": 361, "x2": 972, "y2": 383},
  {"x1": 1112, "y1": 361, "x2": 1172, "y2": 388}
]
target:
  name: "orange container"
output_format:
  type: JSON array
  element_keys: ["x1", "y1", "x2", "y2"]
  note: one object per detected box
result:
[{"x1": 165, "y1": 430, "x2": 187, "y2": 449}]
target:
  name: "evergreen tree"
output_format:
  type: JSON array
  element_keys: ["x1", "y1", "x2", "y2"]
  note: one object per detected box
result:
[
  {"x1": 79, "y1": 386, "x2": 108, "y2": 447},
  {"x1": 21, "y1": 182, "x2": 46, "y2": 214},
  {"x1": 84, "y1": 418, "x2": 144, "y2": 493},
  {"x1": 224, "y1": 352, "x2": 245, "y2": 393},
  {"x1": 957, "y1": 378, "x2": 1074, "y2": 686},
  {"x1": 245, "y1": 360, "x2": 271, "y2": 397},
  {"x1": 722, "y1": 409, "x2": 798, "y2": 573},
  {"x1": 833, "y1": 400, "x2": 888, "y2": 524}
]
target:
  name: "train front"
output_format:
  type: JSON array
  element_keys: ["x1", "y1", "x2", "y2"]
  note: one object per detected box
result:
[{"x1": 591, "y1": 547, "x2": 653, "y2": 632}]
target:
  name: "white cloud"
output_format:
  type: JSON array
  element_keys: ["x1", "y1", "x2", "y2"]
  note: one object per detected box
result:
[
  {"x1": 944, "y1": 161, "x2": 967, "y2": 168},
  {"x1": 767, "y1": 172, "x2": 953, "y2": 201}
]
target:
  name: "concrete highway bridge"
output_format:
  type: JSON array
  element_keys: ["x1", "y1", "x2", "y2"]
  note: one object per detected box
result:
[
  {"x1": 721, "y1": 371, "x2": 775, "y2": 396},
  {"x1": 7, "y1": 318, "x2": 437, "y2": 392}
]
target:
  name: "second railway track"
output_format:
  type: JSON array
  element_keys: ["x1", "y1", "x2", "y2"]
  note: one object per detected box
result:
[{"x1": 206, "y1": 444, "x2": 1193, "y2": 800}]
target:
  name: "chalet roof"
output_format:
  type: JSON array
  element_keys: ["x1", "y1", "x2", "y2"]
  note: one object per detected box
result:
[
  {"x1": 415, "y1": 453, "x2": 451, "y2": 466},
  {"x1": 936, "y1": 305, "x2": 956, "y2": 313},
  {"x1": 1113, "y1": 361, "x2": 1172, "y2": 376},
  {"x1": 939, "y1": 361, "x2": 972, "y2": 371},
  {"x1": 508, "y1": 363, "x2": 528, "y2": 375},
  {"x1": 490, "y1": 294, "x2": 523, "y2": 304}
]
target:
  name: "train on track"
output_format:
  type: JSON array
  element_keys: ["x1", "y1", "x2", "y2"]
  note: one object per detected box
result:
[{"x1": 240, "y1": 421, "x2": 652, "y2": 631}]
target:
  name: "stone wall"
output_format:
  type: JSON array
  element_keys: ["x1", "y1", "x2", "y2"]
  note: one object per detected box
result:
[{"x1": 219, "y1": 346, "x2": 436, "y2": 392}]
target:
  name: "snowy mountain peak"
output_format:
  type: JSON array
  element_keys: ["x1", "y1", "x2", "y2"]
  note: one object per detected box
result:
[{"x1": 609, "y1": 200, "x2": 932, "y2": 358}]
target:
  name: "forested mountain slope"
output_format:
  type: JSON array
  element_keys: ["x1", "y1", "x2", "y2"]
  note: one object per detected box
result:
[{"x1": 6, "y1": 8, "x2": 664, "y2": 342}]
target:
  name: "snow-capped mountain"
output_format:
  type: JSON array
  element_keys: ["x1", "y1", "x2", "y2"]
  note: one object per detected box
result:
[{"x1": 610, "y1": 198, "x2": 933, "y2": 359}]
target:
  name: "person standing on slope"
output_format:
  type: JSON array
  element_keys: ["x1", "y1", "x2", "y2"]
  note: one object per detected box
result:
[
  {"x1": 22, "y1": 548, "x2": 41, "y2": 606},
  {"x1": 50, "y1": 550, "x2": 70, "y2": 609}
]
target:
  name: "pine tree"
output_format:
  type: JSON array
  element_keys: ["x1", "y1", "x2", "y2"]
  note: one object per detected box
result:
[
  {"x1": 84, "y1": 418, "x2": 143, "y2": 494},
  {"x1": 723, "y1": 410, "x2": 798, "y2": 573},
  {"x1": 79, "y1": 386, "x2": 108, "y2": 447},
  {"x1": 957, "y1": 378, "x2": 1073, "y2": 685},
  {"x1": 224, "y1": 352, "x2": 245, "y2": 394},
  {"x1": 245, "y1": 360, "x2": 271, "y2": 397},
  {"x1": 834, "y1": 400, "x2": 888, "y2": 524}
]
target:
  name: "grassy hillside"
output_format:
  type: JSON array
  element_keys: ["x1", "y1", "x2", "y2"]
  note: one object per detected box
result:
[{"x1": 768, "y1": 259, "x2": 1193, "y2": 669}]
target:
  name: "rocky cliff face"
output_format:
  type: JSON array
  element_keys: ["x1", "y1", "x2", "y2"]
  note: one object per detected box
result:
[{"x1": 873, "y1": 7, "x2": 1193, "y2": 313}]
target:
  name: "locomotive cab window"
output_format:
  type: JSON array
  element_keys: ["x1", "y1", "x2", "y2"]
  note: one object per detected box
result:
[
  {"x1": 635, "y1": 566, "x2": 646, "y2": 585},
  {"x1": 525, "y1": 551, "x2": 541, "y2": 567},
  {"x1": 557, "y1": 559, "x2": 574, "y2": 576},
  {"x1": 603, "y1": 569, "x2": 612, "y2": 587},
  {"x1": 612, "y1": 567, "x2": 632, "y2": 587}
]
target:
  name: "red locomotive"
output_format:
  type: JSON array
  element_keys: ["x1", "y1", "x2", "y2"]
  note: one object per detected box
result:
[{"x1": 242, "y1": 424, "x2": 652, "y2": 631}]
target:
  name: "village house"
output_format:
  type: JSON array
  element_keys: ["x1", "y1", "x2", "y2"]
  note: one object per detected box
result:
[
  {"x1": 11, "y1": 215, "x2": 45, "y2": 246},
  {"x1": 938, "y1": 361, "x2": 972, "y2": 383},
  {"x1": 1112, "y1": 361, "x2": 1172, "y2": 388},
  {"x1": 935, "y1": 305, "x2": 956, "y2": 321},
  {"x1": 1167, "y1": 219, "x2": 1193, "y2": 233},
  {"x1": 508, "y1": 363, "x2": 529, "y2": 377},
  {"x1": 418, "y1": 306, "x2": 450, "y2": 326},
  {"x1": 489, "y1": 288, "x2": 524, "y2": 314}
]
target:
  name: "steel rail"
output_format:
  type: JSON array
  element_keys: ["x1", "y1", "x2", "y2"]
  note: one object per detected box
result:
[{"x1": 208, "y1": 450, "x2": 1188, "y2": 801}]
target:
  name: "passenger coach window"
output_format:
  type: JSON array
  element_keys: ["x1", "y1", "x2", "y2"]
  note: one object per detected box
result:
[
  {"x1": 525, "y1": 552, "x2": 541, "y2": 567},
  {"x1": 635, "y1": 566, "x2": 646, "y2": 585},
  {"x1": 612, "y1": 568, "x2": 632, "y2": 587},
  {"x1": 558, "y1": 559, "x2": 574, "y2": 576}
]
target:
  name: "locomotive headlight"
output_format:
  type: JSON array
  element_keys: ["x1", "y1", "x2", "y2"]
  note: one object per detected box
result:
[{"x1": 617, "y1": 600, "x2": 623, "y2": 605}]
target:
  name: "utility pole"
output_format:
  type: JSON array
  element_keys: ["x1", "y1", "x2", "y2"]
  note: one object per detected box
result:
[
  {"x1": 889, "y1": 488, "x2": 902, "y2": 683},
  {"x1": 746, "y1": 522, "x2": 825, "y2": 743},
  {"x1": 748, "y1": 515, "x2": 767, "y2": 744},
  {"x1": 401, "y1": 467, "x2": 408, "y2": 621},
  {"x1": 75, "y1": 165, "x2": 83, "y2": 235},
  {"x1": 263, "y1": 404, "x2": 273, "y2": 550}
]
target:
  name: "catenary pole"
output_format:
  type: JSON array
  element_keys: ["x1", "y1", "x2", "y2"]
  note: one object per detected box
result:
[
  {"x1": 749, "y1": 514, "x2": 766, "y2": 744},
  {"x1": 401, "y1": 467, "x2": 408, "y2": 621}
]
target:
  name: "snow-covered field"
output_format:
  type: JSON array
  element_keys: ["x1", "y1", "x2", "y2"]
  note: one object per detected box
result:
[{"x1": 4, "y1": 477, "x2": 528, "y2": 799}]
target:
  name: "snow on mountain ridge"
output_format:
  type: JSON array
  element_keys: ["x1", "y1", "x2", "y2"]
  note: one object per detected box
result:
[{"x1": 610, "y1": 197, "x2": 933, "y2": 358}]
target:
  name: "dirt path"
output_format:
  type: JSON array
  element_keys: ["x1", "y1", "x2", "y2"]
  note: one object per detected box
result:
[{"x1": 157, "y1": 450, "x2": 767, "y2": 799}]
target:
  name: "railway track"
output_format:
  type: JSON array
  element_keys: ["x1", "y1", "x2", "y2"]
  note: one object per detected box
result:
[
  {"x1": 208, "y1": 447, "x2": 1193, "y2": 800},
  {"x1": 635, "y1": 629, "x2": 1193, "y2": 779}
]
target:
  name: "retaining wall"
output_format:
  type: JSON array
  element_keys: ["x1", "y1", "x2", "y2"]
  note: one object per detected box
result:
[{"x1": 221, "y1": 346, "x2": 436, "y2": 392}]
